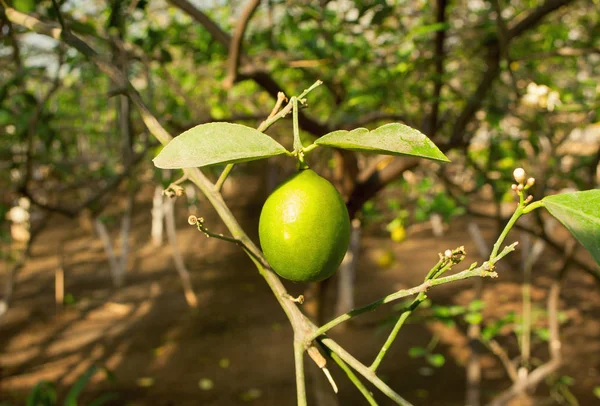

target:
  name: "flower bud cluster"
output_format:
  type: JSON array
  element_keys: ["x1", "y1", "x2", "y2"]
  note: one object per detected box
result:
[{"x1": 511, "y1": 167, "x2": 536, "y2": 203}]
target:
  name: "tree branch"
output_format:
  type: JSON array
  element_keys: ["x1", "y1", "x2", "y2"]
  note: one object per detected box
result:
[
  {"x1": 346, "y1": 157, "x2": 420, "y2": 219},
  {"x1": 506, "y1": 0, "x2": 574, "y2": 41},
  {"x1": 223, "y1": 0, "x2": 261, "y2": 89},
  {"x1": 167, "y1": 0, "x2": 329, "y2": 136},
  {"x1": 167, "y1": 0, "x2": 230, "y2": 47},
  {"x1": 428, "y1": 0, "x2": 448, "y2": 137}
]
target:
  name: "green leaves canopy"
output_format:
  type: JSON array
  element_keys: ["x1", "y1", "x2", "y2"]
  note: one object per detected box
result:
[
  {"x1": 153, "y1": 123, "x2": 288, "y2": 169},
  {"x1": 542, "y1": 190, "x2": 600, "y2": 266},
  {"x1": 315, "y1": 123, "x2": 449, "y2": 162}
]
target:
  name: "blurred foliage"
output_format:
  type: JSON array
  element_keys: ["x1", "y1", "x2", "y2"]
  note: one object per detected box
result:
[
  {"x1": 1, "y1": 0, "x2": 598, "y2": 236},
  {"x1": 13, "y1": 365, "x2": 117, "y2": 406}
]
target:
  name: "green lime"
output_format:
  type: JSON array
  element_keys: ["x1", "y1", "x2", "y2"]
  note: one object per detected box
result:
[{"x1": 258, "y1": 169, "x2": 351, "y2": 282}]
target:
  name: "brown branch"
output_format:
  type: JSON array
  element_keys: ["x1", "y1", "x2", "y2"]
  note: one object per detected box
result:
[
  {"x1": 515, "y1": 46, "x2": 600, "y2": 60},
  {"x1": 506, "y1": 0, "x2": 574, "y2": 41},
  {"x1": 346, "y1": 157, "x2": 420, "y2": 219},
  {"x1": 167, "y1": 0, "x2": 230, "y2": 47},
  {"x1": 490, "y1": 0, "x2": 520, "y2": 98},
  {"x1": 20, "y1": 148, "x2": 148, "y2": 218},
  {"x1": 429, "y1": 0, "x2": 448, "y2": 137},
  {"x1": 486, "y1": 339, "x2": 519, "y2": 383},
  {"x1": 223, "y1": 0, "x2": 261, "y2": 89},
  {"x1": 167, "y1": 0, "x2": 329, "y2": 136}
]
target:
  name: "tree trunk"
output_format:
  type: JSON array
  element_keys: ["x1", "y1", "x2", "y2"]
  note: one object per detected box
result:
[
  {"x1": 334, "y1": 219, "x2": 362, "y2": 318},
  {"x1": 151, "y1": 185, "x2": 165, "y2": 246}
]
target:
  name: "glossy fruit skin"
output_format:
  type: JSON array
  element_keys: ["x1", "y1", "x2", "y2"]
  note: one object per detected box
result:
[{"x1": 259, "y1": 169, "x2": 351, "y2": 282}]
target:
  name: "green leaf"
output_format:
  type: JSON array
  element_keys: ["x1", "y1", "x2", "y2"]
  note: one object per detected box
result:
[
  {"x1": 315, "y1": 123, "x2": 449, "y2": 163},
  {"x1": 426, "y1": 353, "x2": 446, "y2": 368},
  {"x1": 64, "y1": 365, "x2": 99, "y2": 406},
  {"x1": 464, "y1": 312, "x2": 483, "y2": 325},
  {"x1": 408, "y1": 346, "x2": 426, "y2": 358},
  {"x1": 88, "y1": 393, "x2": 119, "y2": 406},
  {"x1": 542, "y1": 190, "x2": 600, "y2": 265},
  {"x1": 593, "y1": 386, "x2": 600, "y2": 399},
  {"x1": 153, "y1": 123, "x2": 289, "y2": 169},
  {"x1": 26, "y1": 381, "x2": 56, "y2": 406},
  {"x1": 13, "y1": 0, "x2": 36, "y2": 13}
]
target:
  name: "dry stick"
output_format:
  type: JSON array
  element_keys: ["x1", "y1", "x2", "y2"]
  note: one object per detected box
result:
[
  {"x1": 55, "y1": 239, "x2": 66, "y2": 309},
  {"x1": 94, "y1": 218, "x2": 121, "y2": 286},
  {"x1": 485, "y1": 339, "x2": 518, "y2": 383},
  {"x1": 164, "y1": 197, "x2": 198, "y2": 308},
  {"x1": 151, "y1": 185, "x2": 165, "y2": 246},
  {"x1": 116, "y1": 191, "x2": 134, "y2": 287},
  {"x1": 223, "y1": 0, "x2": 261, "y2": 89}
]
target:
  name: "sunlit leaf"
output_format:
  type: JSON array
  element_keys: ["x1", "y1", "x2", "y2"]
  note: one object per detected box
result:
[
  {"x1": 542, "y1": 190, "x2": 600, "y2": 265},
  {"x1": 153, "y1": 123, "x2": 289, "y2": 169},
  {"x1": 315, "y1": 123, "x2": 449, "y2": 162}
]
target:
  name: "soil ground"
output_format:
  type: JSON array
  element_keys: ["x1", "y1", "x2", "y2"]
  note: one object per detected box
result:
[{"x1": 1, "y1": 176, "x2": 599, "y2": 406}]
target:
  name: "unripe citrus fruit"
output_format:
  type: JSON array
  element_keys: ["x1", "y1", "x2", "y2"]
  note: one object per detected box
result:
[{"x1": 258, "y1": 169, "x2": 351, "y2": 282}]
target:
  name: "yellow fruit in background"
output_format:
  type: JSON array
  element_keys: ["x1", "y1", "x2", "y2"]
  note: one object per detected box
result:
[
  {"x1": 258, "y1": 169, "x2": 351, "y2": 282},
  {"x1": 375, "y1": 249, "x2": 395, "y2": 269},
  {"x1": 390, "y1": 224, "x2": 406, "y2": 242}
]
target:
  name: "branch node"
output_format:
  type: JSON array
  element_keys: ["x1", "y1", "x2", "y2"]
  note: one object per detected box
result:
[{"x1": 284, "y1": 293, "x2": 304, "y2": 304}]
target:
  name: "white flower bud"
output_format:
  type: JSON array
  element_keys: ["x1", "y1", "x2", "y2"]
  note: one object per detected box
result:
[{"x1": 513, "y1": 168, "x2": 526, "y2": 184}]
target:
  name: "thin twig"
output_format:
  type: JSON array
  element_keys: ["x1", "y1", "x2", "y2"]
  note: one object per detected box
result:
[
  {"x1": 320, "y1": 338, "x2": 413, "y2": 406},
  {"x1": 485, "y1": 339, "x2": 519, "y2": 383},
  {"x1": 308, "y1": 244, "x2": 515, "y2": 342},
  {"x1": 319, "y1": 342, "x2": 378, "y2": 406},
  {"x1": 294, "y1": 341, "x2": 308, "y2": 406}
]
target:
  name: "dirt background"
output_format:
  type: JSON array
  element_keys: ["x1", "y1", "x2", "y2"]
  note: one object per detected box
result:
[{"x1": 1, "y1": 174, "x2": 599, "y2": 406}]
